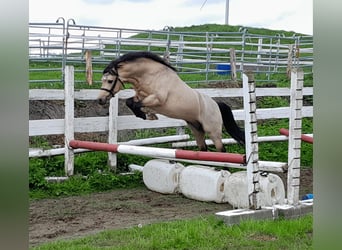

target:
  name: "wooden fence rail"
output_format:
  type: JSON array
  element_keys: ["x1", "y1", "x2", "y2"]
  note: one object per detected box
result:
[
  {"x1": 29, "y1": 89, "x2": 313, "y2": 160},
  {"x1": 29, "y1": 88, "x2": 312, "y2": 137}
]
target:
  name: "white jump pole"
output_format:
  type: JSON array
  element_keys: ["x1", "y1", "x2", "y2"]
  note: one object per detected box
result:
[{"x1": 69, "y1": 140, "x2": 246, "y2": 164}]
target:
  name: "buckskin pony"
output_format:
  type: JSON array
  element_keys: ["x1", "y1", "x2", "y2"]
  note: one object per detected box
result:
[{"x1": 97, "y1": 51, "x2": 245, "y2": 152}]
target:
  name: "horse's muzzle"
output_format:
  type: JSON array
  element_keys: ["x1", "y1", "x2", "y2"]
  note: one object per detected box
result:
[{"x1": 97, "y1": 97, "x2": 108, "y2": 105}]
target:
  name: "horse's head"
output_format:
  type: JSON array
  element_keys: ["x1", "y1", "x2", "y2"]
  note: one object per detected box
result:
[
  {"x1": 98, "y1": 51, "x2": 177, "y2": 105},
  {"x1": 97, "y1": 68, "x2": 124, "y2": 105}
]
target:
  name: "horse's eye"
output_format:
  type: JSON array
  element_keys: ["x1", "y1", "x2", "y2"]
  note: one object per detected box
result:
[{"x1": 108, "y1": 80, "x2": 114, "y2": 84}]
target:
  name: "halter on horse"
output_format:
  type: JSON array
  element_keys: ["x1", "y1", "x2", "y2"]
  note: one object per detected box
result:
[{"x1": 97, "y1": 51, "x2": 245, "y2": 152}]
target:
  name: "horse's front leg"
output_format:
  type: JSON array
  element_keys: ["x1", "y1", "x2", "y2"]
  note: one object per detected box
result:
[
  {"x1": 126, "y1": 97, "x2": 146, "y2": 120},
  {"x1": 141, "y1": 107, "x2": 158, "y2": 120},
  {"x1": 126, "y1": 97, "x2": 158, "y2": 120}
]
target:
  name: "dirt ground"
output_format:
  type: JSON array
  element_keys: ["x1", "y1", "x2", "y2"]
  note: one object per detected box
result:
[{"x1": 29, "y1": 168, "x2": 312, "y2": 247}]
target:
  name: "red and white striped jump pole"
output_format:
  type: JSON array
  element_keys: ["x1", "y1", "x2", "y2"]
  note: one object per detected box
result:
[
  {"x1": 69, "y1": 140, "x2": 246, "y2": 164},
  {"x1": 279, "y1": 128, "x2": 313, "y2": 144}
]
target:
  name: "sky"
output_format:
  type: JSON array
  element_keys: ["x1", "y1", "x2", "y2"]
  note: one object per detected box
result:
[{"x1": 29, "y1": 0, "x2": 312, "y2": 35}]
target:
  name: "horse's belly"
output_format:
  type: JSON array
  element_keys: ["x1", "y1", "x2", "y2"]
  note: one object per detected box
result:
[
  {"x1": 145, "y1": 87, "x2": 216, "y2": 123},
  {"x1": 152, "y1": 105, "x2": 197, "y2": 121}
]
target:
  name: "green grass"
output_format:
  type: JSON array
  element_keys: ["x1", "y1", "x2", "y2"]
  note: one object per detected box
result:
[
  {"x1": 31, "y1": 215, "x2": 312, "y2": 249},
  {"x1": 29, "y1": 153, "x2": 146, "y2": 199}
]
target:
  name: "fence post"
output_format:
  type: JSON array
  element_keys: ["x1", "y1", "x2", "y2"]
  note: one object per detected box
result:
[
  {"x1": 85, "y1": 50, "x2": 93, "y2": 85},
  {"x1": 205, "y1": 32, "x2": 212, "y2": 83},
  {"x1": 257, "y1": 38, "x2": 263, "y2": 64},
  {"x1": 163, "y1": 51, "x2": 170, "y2": 62},
  {"x1": 108, "y1": 96, "x2": 119, "y2": 172},
  {"x1": 287, "y1": 68, "x2": 304, "y2": 205},
  {"x1": 239, "y1": 28, "x2": 247, "y2": 78},
  {"x1": 176, "y1": 34, "x2": 184, "y2": 70},
  {"x1": 286, "y1": 45, "x2": 294, "y2": 79},
  {"x1": 243, "y1": 71, "x2": 261, "y2": 209},
  {"x1": 64, "y1": 66, "x2": 75, "y2": 176},
  {"x1": 229, "y1": 48, "x2": 237, "y2": 81}
]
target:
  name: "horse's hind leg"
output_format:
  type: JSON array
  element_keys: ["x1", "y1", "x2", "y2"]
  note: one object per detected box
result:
[
  {"x1": 210, "y1": 134, "x2": 225, "y2": 152},
  {"x1": 187, "y1": 122, "x2": 207, "y2": 151},
  {"x1": 202, "y1": 121, "x2": 225, "y2": 152}
]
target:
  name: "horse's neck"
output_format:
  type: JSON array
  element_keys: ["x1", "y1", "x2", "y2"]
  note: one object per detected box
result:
[{"x1": 124, "y1": 65, "x2": 177, "y2": 86}]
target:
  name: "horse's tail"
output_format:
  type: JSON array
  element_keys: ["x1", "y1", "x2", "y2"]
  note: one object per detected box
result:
[{"x1": 216, "y1": 101, "x2": 245, "y2": 145}]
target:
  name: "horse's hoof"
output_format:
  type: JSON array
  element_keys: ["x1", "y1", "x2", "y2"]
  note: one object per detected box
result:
[
  {"x1": 137, "y1": 113, "x2": 147, "y2": 120},
  {"x1": 135, "y1": 110, "x2": 147, "y2": 120},
  {"x1": 146, "y1": 113, "x2": 158, "y2": 120}
]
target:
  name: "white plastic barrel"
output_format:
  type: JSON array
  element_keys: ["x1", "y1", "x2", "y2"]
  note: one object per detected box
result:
[
  {"x1": 179, "y1": 165, "x2": 230, "y2": 203},
  {"x1": 142, "y1": 159, "x2": 184, "y2": 194},
  {"x1": 224, "y1": 171, "x2": 285, "y2": 208},
  {"x1": 224, "y1": 171, "x2": 249, "y2": 208},
  {"x1": 259, "y1": 173, "x2": 285, "y2": 206}
]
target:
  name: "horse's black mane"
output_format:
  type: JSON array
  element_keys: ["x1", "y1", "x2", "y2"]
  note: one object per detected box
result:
[{"x1": 103, "y1": 51, "x2": 177, "y2": 74}]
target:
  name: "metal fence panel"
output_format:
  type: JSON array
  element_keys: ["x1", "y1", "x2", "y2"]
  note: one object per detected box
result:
[{"x1": 29, "y1": 21, "x2": 313, "y2": 86}]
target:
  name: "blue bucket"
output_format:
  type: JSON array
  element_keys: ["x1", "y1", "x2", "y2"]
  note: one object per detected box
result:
[
  {"x1": 301, "y1": 193, "x2": 314, "y2": 200},
  {"x1": 216, "y1": 64, "x2": 231, "y2": 75}
]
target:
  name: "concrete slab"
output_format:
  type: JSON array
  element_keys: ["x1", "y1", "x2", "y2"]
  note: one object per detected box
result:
[
  {"x1": 274, "y1": 202, "x2": 313, "y2": 219},
  {"x1": 215, "y1": 208, "x2": 274, "y2": 225},
  {"x1": 216, "y1": 202, "x2": 313, "y2": 226}
]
